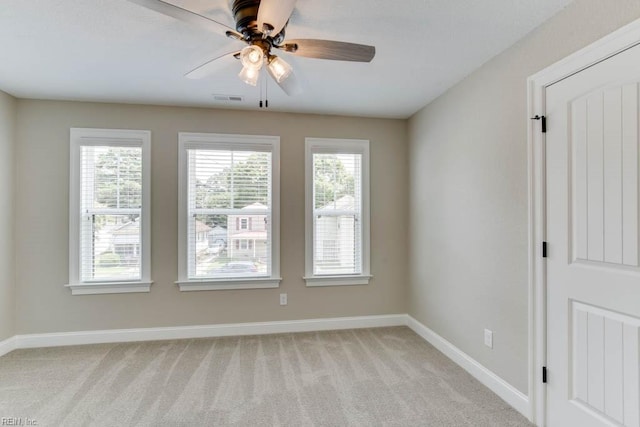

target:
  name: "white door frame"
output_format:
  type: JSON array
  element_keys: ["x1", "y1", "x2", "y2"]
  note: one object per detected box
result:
[{"x1": 527, "y1": 17, "x2": 640, "y2": 426}]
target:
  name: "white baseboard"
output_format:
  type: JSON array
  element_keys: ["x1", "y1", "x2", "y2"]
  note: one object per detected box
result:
[
  {"x1": 0, "y1": 336, "x2": 17, "y2": 358},
  {"x1": 406, "y1": 316, "x2": 531, "y2": 420},
  {"x1": 12, "y1": 314, "x2": 407, "y2": 350}
]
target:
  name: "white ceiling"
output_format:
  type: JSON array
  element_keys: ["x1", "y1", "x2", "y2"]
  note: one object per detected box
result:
[{"x1": 0, "y1": 0, "x2": 572, "y2": 119}]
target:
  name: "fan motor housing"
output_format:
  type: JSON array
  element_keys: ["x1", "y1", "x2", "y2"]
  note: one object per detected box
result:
[
  {"x1": 232, "y1": 0, "x2": 285, "y2": 44},
  {"x1": 232, "y1": 0, "x2": 260, "y2": 34}
]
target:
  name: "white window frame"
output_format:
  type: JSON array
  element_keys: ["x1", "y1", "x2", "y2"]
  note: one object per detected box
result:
[
  {"x1": 177, "y1": 132, "x2": 281, "y2": 291},
  {"x1": 67, "y1": 128, "x2": 152, "y2": 295},
  {"x1": 304, "y1": 138, "x2": 371, "y2": 287}
]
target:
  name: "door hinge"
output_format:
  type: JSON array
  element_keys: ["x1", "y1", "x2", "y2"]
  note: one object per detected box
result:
[
  {"x1": 531, "y1": 115, "x2": 546, "y2": 133},
  {"x1": 542, "y1": 366, "x2": 547, "y2": 383},
  {"x1": 542, "y1": 241, "x2": 547, "y2": 258}
]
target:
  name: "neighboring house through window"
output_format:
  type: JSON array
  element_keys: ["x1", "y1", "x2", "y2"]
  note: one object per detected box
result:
[
  {"x1": 67, "y1": 128, "x2": 151, "y2": 295},
  {"x1": 228, "y1": 203, "x2": 267, "y2": 261},
  {"x1": 304, "y1": 138, "x2": 371, "y2": 286},
  {"x1": 177, "y1": 132, "x2": 281, "y2": 291}
]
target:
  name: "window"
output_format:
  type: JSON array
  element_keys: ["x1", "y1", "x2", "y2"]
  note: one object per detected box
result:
[
  {"x1": 67, "y1": 128, "x2": 151, "y2": 295},
  {"x1": 305, "y1": 138, "x2": 371, "y2": 286},
  {"x1": 178, "y1": 133, "x2": 280, "y2": 291}
]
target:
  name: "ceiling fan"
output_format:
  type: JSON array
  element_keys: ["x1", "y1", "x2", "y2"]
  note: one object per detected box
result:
[{"x1": 128, "y1": 0, "x2": 376, "y2": 96}]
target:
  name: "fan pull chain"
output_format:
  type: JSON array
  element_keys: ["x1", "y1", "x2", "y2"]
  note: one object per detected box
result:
[
  {"x1": 259, "y1": 72, "x2": 263, "y2": 108},
  {"x1": 258, "y1": 70, "x2": 269, "y2": 109}
]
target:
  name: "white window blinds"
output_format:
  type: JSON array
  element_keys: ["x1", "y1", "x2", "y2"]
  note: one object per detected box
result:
[
  {"x1": 186, "y1": 147, "x2": 273, "y2": 280},
  {"x1": 313, "y1": 152, "x2": 363, "y2": 275},
  {"x1": 79, "y1": 145, "x2": 143, "y2": 282}
]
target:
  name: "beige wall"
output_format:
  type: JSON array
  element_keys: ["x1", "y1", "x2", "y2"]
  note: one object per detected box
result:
[
  {"x1": 408, "y1": 0, "x2": 640, "y2": 394},
  {"x1": 14, "y1": 100, "x2": 408, "y2": 334},
  {"x1": 0, "y1": 91, "x2": 15, "y2": 341}
]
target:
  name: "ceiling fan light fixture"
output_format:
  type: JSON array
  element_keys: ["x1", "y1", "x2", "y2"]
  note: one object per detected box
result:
[
  {"x1": 267, "y1": 55, "x2": 292, "y2": 83},
  {"x1": 240, "y1": 45, "x2": 264, "y2": 70},
  {"x1": 238, "y1": 65, "x2": 260, "y2": 86},
  {"x1": 129, "y1": 0, "x2": 376, "y2": 95}
]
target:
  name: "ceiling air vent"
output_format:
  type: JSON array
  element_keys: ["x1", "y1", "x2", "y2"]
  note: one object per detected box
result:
[{"x1": 213, "y1": 94, "x2": 244, "y2": 102}]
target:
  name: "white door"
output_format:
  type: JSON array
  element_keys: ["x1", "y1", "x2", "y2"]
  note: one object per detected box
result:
[{"x1": 546, "y1": 43, "x2": 640, "y2": 426}]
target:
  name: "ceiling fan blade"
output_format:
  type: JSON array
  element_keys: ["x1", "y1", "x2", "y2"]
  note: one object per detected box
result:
[
  {"x1": 257, "y1": 0, "x2": 297, "y2": 37},
  {"x1": 185, "y1": 50, "x2": 241, "y2": 79},
  {"x1": 127, "y1": 0, "x2": 241, "y2": 38},
  {"x1": 278, "y1": 39, "x2": 375, "y2": 62}
]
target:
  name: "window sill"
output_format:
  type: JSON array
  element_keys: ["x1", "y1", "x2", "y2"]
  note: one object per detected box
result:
[
  {"x1": 176, "y1": 277, "x2": 282, "y2": 291},
  {"x1": 65, "y1": 281, "x2": 153, "y2": 295},
  {"x1": 304, "y1": 275, "x2": 372, "y2": 287}
]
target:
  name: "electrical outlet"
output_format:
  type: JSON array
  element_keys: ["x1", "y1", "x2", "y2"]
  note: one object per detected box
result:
[
  {"x1": 279, "y1": 293, "x2": 287, "y2": 306},
  {"x1": 484, "y1": 329, "x2": 493, "y2": 349}
]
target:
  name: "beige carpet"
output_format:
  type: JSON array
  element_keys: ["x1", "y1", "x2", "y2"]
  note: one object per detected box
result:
[{"x1": 0, "y1": 327, "x2": 531, "y2": 426}]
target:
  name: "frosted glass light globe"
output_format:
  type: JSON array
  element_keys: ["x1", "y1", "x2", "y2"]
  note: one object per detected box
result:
[{"x1": 240, "y1": 45, "x2": 264, "y2": 70}]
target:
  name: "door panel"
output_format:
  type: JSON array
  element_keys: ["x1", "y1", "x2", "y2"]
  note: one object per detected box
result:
[
  {"x1": 572, "y1": 302, "x2": 640, "y2": 425},
  {"x1": 622, "y1": 84, "x2": 639, "y2": 267},
  {"x1": 570, "y1": 84, "x2": 639, "y2": 267},
  {"x1": 546, "y1": 42, "x2": 640, "y2": 426}
]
